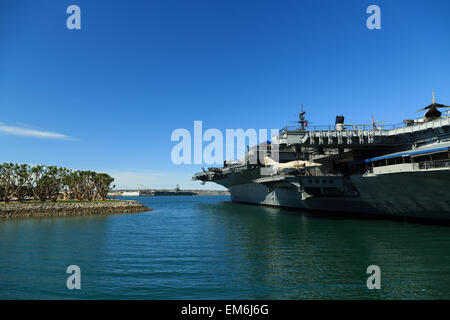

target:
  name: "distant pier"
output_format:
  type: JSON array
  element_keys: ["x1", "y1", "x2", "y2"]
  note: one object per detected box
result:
[{"x1": 108, "y1": 187, "x2": 229, "y2": 197}]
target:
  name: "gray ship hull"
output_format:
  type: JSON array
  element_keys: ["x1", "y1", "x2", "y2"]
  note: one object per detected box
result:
[{"x1": 228, "y1": 170, "x2": 450, "y2": 220}]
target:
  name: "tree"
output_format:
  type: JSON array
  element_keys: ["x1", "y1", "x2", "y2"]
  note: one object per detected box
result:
[
  {"x1": 45, "y1": 166, "x2": 67, "y2": 202},
  {"x1": 11, "y1": 164, "x2": 32, "y2": 202},
  {"x1": 80, "y1": 171, "x2": 97, "y2": 201},
  {"x1": 0, "y1": 163, "x2": 15, "y2": 203},
  {"x1": 64, "y1": 170, "x2": 82, "y2": 200},
  {"x1": 31, "y1": 165, "x2": 49, "y2": 202},
  {"x1": 64, "y1": 170, "x2": 97, "y2": 201},
  {"x1": 2, "y1": 163, "x2": 115, "y2": 203},
  {"x1": 94, "y1": 173, "x2": 115, "y2": 200},
  {"x1": 30, "y1": 166, "x2": 66, "y2": 202}
]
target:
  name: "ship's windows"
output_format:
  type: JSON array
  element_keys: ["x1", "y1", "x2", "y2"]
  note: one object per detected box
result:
[
  {"x1": 308, "y1": 180, "x2": 312, "y2": 183},
  {"x1": 413, "y1": 155, "x2": 431, "y2": 163},
  {"x1": 315, "y1": 180, "x2": 319, "y2": 183},
  {"x1": 323, "y1": 180, "x2": 326, "y2": 184},
  {"x1": 330, "y1": 180, "x2": 334, "y2": 184},
  {"x1": 432, "y1": 152, "x2": 449, "y2": 161}
]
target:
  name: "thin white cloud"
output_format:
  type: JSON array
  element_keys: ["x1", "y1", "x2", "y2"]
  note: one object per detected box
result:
[{"x1": 0, "y1": 123, "x2": 71, "y2": 140}]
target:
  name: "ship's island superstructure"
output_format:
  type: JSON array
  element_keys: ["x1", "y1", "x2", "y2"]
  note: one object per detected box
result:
[{"x1": 193, "y1": 92, "x2": 450, "y2": 220}]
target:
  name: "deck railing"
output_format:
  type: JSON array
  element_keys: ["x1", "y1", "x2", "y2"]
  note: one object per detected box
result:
[
  {"x1": 279, "y1": 115, "x2": 450, "y2": 135},
  {"x1": 279, "y1": 123, "x2": 406, "y2": 134},
  {"x1": 414, "y1": 159, "x2": 450, "y2": 170}
]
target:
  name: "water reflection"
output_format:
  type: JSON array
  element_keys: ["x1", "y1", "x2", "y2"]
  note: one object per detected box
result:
[{"x1": 200, "y1": 200, "x2": 450, "y2": 299}]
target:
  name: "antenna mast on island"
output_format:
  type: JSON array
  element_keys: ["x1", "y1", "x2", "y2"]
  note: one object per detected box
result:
[{"x1": 298, "y1": 104, "x2": 308, "y2": 130}]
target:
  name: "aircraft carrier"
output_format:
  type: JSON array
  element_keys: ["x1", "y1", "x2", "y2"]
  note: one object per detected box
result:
[{"x1": 193, "y1": 92, "x2": 450, "y2": 221}]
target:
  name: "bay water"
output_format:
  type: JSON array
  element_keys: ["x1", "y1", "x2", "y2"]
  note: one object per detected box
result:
[{"x1": 0, "y1": 196, "x2": 449, "y2": 299}]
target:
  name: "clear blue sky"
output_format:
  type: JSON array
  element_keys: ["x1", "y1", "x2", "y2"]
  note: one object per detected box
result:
[{"x1": 1, "y1": 0, "x2": 450, "y2": 189}]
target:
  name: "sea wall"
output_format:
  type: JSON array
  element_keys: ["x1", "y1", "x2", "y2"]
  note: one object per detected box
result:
[{"x1": 0, "y1": 200, "x2": 151, "y2": 219}]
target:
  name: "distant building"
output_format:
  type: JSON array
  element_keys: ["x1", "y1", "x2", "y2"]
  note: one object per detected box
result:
[{"x1": 107, "y1": 190, "x2": 140, "y2": 197}]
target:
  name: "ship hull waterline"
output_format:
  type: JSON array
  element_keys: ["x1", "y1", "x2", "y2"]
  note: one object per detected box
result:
[{"x1": 214, "y1": 170, "x2": 450, "y2": 221}]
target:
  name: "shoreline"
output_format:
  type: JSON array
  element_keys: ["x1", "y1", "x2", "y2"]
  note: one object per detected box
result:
[{"x1": 0, "y1": 200, "x2": 151, "y2": 219}]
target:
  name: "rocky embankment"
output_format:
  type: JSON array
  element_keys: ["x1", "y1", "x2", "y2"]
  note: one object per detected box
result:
[{"x1": 0, "y1": 200, "x2": 151, "y2": 219}]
